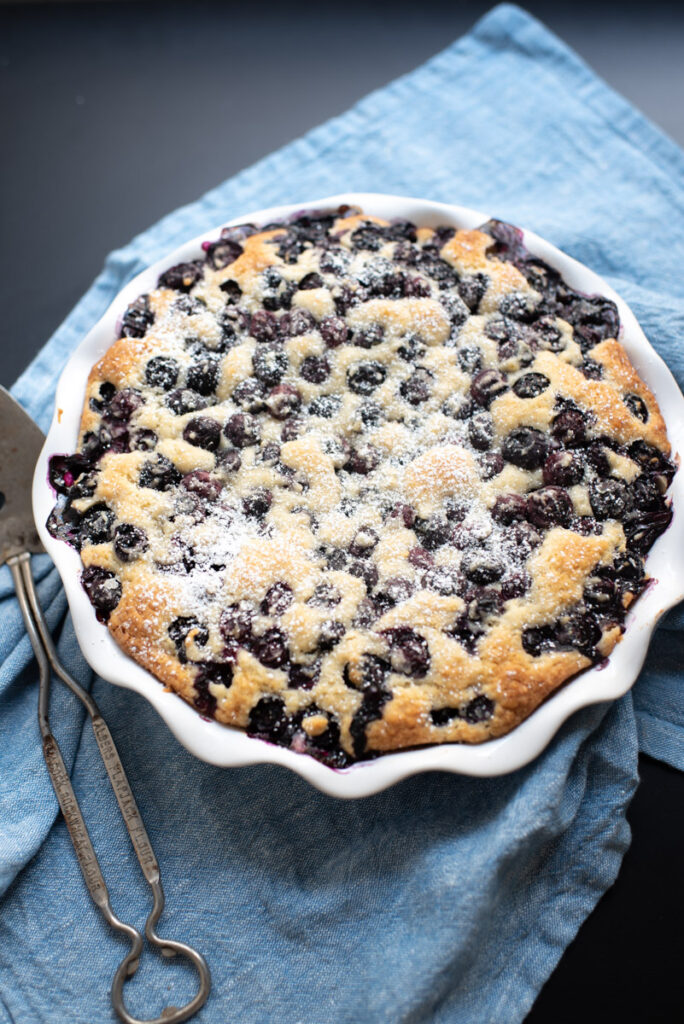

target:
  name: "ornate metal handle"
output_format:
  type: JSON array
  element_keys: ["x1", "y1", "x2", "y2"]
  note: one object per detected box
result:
[{"x1": 9, "y1": 552, "x2": 211, "y2": 1024}]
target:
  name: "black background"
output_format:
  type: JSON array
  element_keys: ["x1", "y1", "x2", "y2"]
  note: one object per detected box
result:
[{"x1": 1, "y1": 3, "x2": 683, "y2": 1021}]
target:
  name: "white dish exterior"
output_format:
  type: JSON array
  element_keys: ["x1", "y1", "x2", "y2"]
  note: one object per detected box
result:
[{"x1": 33, "y1": 193, "x2": 684, "y2": 798}]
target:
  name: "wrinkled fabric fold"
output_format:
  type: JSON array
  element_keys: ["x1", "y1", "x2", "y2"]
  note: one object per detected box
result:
[{"x1": 1, "y1": 4, "x2": 682, "y2": 1021}]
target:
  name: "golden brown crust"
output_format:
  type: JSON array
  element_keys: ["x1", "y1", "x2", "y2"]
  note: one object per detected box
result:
[{"x1": 55, "y1": 208, "x2": 675, "y2": 764}]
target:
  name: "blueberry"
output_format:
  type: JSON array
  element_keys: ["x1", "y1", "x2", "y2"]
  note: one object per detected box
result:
[
  {"x1": 383, "y1": 627, "x2": 430, "y2": 677},
  {"x1": 279, "y1": 308, "x2": 317, "y2": 338},
  {"x1": 139, "y1": 455, "x2": 181, "y2": 491},
  {"x1": 320, "y1": 315, "x2": 348, "y2": 348},
  {"x1": 321, "y1": 436, "x2": 350, "y2": 469},
  {"x1": 158, "y1": 260, "x2": 203, "y2": 292},
  {"x1": 373, "y1": 577, "x2": 414, "y2": 613},
  {"x1": 422, "y1": 566, "x2": 461, "y2": 596},
  {"x1": 204, "y1": 237, "x2": 242, "y2": 270},
  {"x1": 248, "y1": 696, "x2": 291, "y2": 740},
  {"x1": 317, "y1": 620, "x2": 346, "y2": 651},
  {"x1": 408, "y1": 545, "x2": 434, "y2": 569},
  {"x1": 261, "y1": 582, "x2": 294, "y2": 616},
  {"x1": 458, "y1": 273, "x2": 488, "y2": 312},
  {"x1": 457, "y1": 346, "x2": 483, "y2": 374},
  {"x1": 81, "y1": 567, "x2": 122, "y2": 620},
  {"x1": 122, "y1": 295, "x2": 154, "y2": 339},
  {"x1": 521, "y1": 625, "x2": 557, "y2": 657},
  {"x1": 359, "y1": 402, "x2": 383, "y2": 427},
  {"x1": 265, "y1": 383, "x2": 302, "y2": 420},
  {"x1": 624, "y1": 507, "x2": 673, "y2": 552},
  {"x1": 414, "y1": 514, "x2": 451, "y2": 550},
  {"x1": 308, "y1": 394, "x2": 341, "y2": 418},
  {"x1": 232, "y1": 379, "x2": 267, "y2": 413},
  {"x1": 351, "y1": 225, "x2": 385, "y2": 251},
  {"x1": 223, "y1": 412, "x2": 260, "y2": 448},
  {"x1": 471, "y1": 368, "x2": 509, "y2": 407},
  {"x1": 347, "y1": 361, "x2": 387, "y2": 395},
  {"x1": 220, "y1": 602, "x2": 254, "y2": 643},
  {"x1": 628, "y1": 441, "x2": 675, "y2": 478},
  {"x1": 181, "y1": 470, "x2": 223, "y2": 502},
  {"x1": 300, "y1": 355, "x2": 330, "y2": 384},
  {"x1": 397, "y1": 336, "x2": 426, "y2": 363},
  {"x1": 219, "y1": 279, "x2": 242, "y2": 304},
  {"x1": 581, "y1": 358, "x2": 603, "y2": 380},
  {"x1": 349, "y1": 527, "x2": 379, "y2": 558},
  {"x1": 612, "y1": 551, "x2": 645, "y2": 581},
  {"x1": 526, "y1": 486, "x2": 573, "y2": 528},
  {"x1": 461, "y1": 550, "x2": 503, "y2": 585},
  {"x1": 113, "y1": 523, "x2": 148, "y2": 562},
  {"x1": 512, "y1": 373, "x2": 550, "y2": 399},
  {"x1": 464, "y1": 694, "x2": 495, "y2": 723},
  {"x1": 80, "y1": 504, "x2": 115, "y2": 545},
  {"x1": 400, "y1": 367, "x2": 433, "y2": 405},
  {"x1": 215, "y1": 448, "x2": 242, "y2": 474},
  {"x1": 442, "y1": 394, "x2": 474, "y2": 420},
  {"x1": 542, "y1": 450, "x2": 584, "y2": 487},
  {"x1": 352, "y1": 323, "x2": 385, "y2": 350},
  {"x1": 589, "y1": 479, "x2": 631, "y2": 519},
  {"x1": 308, "y1": 583, "x2": 341, "y2": 607},
  {"x1": 109, "y1": 389, "x2": 143, "y2": 421},
  {"x1": 631, "y1": 473, "x2": 662, "y2": 511},
  {"x1": 131, "y1": 428, "x2": 158, "y2": 452},
  {"x1": 417, "y1": 253, "x2": 458, "y2": 290},
  {"x1": 625, "y1": 393, "x2": 649, "y2": 422},
  {"x1": 253, "y1": 345, "x2": 288, "y2": 386},
  {"x1": 298, "y1": 272, "x2": 324, "y2": 290},
  {"x1": 251, "y1": 628, "x2": 289, "y2": 669},
  {"x1": 502, "y1": 427, "x2": 549, "y2": 470},
  {"x1": 288, "y1": 661, "x2": 321, "y2": 690},
  {"x1": 468, "y1": 410, "x2": 494, "y2": 450},
  {"x1": 491, "y1": 494, "x2": 528, "y2": 525},
  {"x1": 319, "y1": 248, "x2": 350, "y2": 276},
  {"x1": 526, "y1": 316, "x2": 563, "y2": 351},
  {"x1": 344, "y1": 443, "x2": 381, "y2": 475},
  {"x1": 500, "y1": 571, "x2": 531, "y2": 600},
  {"x1": 404, "y1": 276, "x2": 432, "y2": 297},
  {"x1": 349, "y1": 560, "x2": 379, "y2": 591},
  {"x1": 344, "y1": 654, "x2": 390, "y2": 695},
  {"x1": 324, "y1": 547, "x2": 348, "y2": 570},
  {"x1": 249, "y1": 310, "x2": 279, "y2": 342},
  {"x1": 584, "y1": 575, "x2": 620, "y2": 610},
  {"x1": 183, "y1": 416, "x2": 221, "y2": 451},
  {"x1": 165, "y1": 388, "x2": 207, "y2": 415},
  {"x1": 551, "y1": 408, "x2": 588, "y2": 448},
  {"x1": 281, "y1": 418, "x2": 303, "y2": 441},
  {"x1": 187, "y1": 358, "x2": 219, "y2": 396},
  {"x1": 48, "y1": 453, "x2": 95, "y2": 496},
  {"x1": 242, "y1": 488, "x2": 272, "y2": 518},
  {"x1": 168, "y1": 616, "x2": 209, "y2": 663},
  {"x1": 556, "y1": 611, "x2": 602, "y2": 656},
  {"x1": 499, "y1": 292, "x2": 538, "y2": 323}
]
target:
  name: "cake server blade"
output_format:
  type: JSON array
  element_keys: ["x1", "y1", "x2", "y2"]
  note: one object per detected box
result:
[
  {"x1": 0, "y1": 386, "x2": 211, "y2": 1023},
  {"x1": 0, "y1": 386, "x2": 44, "y2": 563}
]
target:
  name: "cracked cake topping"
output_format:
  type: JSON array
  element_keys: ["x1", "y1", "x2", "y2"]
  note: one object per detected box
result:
[{"x1": 47, "y1": 206, "x2": 676, "y2": 766}]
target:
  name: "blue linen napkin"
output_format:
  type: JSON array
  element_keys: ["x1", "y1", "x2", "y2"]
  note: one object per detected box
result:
[{"x1": 1, "y1": 5, "x2": 683, "y2": 1021}]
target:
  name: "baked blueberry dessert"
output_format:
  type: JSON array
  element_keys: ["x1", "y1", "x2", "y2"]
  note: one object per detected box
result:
[{"x1": 48, "y1": 207, "x2": 676, "y2": 766}]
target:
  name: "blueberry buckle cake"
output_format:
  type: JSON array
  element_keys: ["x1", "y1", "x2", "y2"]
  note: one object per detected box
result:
[{"x1": 47, "y1": 206, "x2": 676, "y2": 767}]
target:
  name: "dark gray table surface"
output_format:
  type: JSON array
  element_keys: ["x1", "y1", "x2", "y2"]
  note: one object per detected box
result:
[{"x1": 1, "y1": 3, "x2": 682, "y2": 1022}]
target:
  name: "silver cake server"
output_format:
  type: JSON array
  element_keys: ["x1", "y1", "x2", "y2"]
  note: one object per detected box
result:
[{"x1": 0, "y1": 386, "x2": 211, "y2": 1024}]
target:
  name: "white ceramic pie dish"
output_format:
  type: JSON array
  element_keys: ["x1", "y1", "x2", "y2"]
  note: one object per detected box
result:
[{"x1": 33, "y1": 193, "x2": 684, "y2": 798}]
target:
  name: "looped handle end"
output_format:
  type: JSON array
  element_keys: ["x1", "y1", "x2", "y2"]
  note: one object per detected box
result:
[{"x1": 111, "y1": 883, "x2": 210, "y2": 1024}]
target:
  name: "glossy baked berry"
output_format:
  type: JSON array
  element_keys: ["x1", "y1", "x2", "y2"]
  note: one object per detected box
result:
[
  {"x1": 526, "y1": 486, "x2": 573, "y2": 528},
  {"x1": 158, "y1": 261, "x2": 203, "y2": 292},
  {"x1": 468, "y1": 411, "x2": 494, "y2": 451},
  {"x1": 165, "y1": 388, "x2": 207, "y2": 415},
  {"x1": 320, "y1": 315, "x2": 348, "y2": 348},
  {"x1": 400, "y1": 367, "x2": 433, "y2": 405},
  {"x1": 215, "y1": 448, "x2": 242, "y2": 474},
  {"x1": 502, "y1": 427, "x2": 549, "y2": 470},
  {"x1": 122, "y1": 295, "x2": 154, "y2": 338},
  {"x1": 242, "y1": 488, "x2": 272, "y2": 518},
  {"x1": 253, "y1": 345, "x2": 288, "y2": 386},
  {"x1": 457, "y1": 346, "x2": 483, "y2": 374},
  {"x1": 223, "y1": 413, "x2": 261, "y2": 448},
  {"x1": 80, "y1": 504, "x2": 115, "y2": 546},
  {"x1": 589, "y1": 478, "x2": 631, "y2": 519},
  {"x1": 81, "y1": 567, "x2": 122, "y2": 620},
  {"x1": 181, "y1": 470, "x2": 223, "y2": 502},
  {"x1": 491, "y1": 494, "x2": 528, "y2": 525},
  {"x1": 261, "y1": 582, "x2": 294, "y2": 616},
  {"x1": 187, "y1": 358, "x2": 219, "y2": 396},
  {"x1": 183, "y1": 417, "x2": 221, "y2": 451},
  {"x1": 461, "y1": 550, "x2": 503, "y2": 585},
  {"x1": 345, "y1": 443, "x2": 381, "y2": 475},
  {"x1": 139, "y1": 455, "x2": 181, "y2": 491},
  {"x1": 249, "y1": 310, "x2": 279, "y2": 342},
  {"x1": 279, "y1": 309, "x2": 316, "y2": 338},
  {"x1": 512, "y1": 373, "x2": 550, "y2": 399},
  {"x1": 384, "y1": 628, "x2": 430, "y2": 677},
  {"x1": 113, "y1": 523, "x2": 148, "y2": 562},
  {"x1": 265, "y1": 383, "x2": 302, "y2": 420},
  {"x1": 347, "y1": 360, "x2": 387, "y2": 395},
  {"x1": 471, "y1": 368, "x2": 508, "y2": 407},
  {"x1": 232, "y1": 379, "x2": 267, "y2": 413},
  {"x1": 542, "y1": 450, "x2": 584, "y2": 487},
  {"x1": 300, "y1": 355, "x2": 330, "y2": 383},
  {"x1": 624, "y1": 393, "x2": 649, "y2": 422},
  {"x1": 551, "y1": 408, "x2": 587, "y2": 447}
]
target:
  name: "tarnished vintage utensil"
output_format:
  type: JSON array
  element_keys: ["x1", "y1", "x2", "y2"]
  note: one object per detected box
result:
[{"x1": 0, "y1": 386, "x2": 211, "y2": 1024}]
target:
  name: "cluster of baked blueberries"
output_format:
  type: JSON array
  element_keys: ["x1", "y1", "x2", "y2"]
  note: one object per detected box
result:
[{"x1": 47, "y1": 210, "x2": 676, "y2": 764}]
